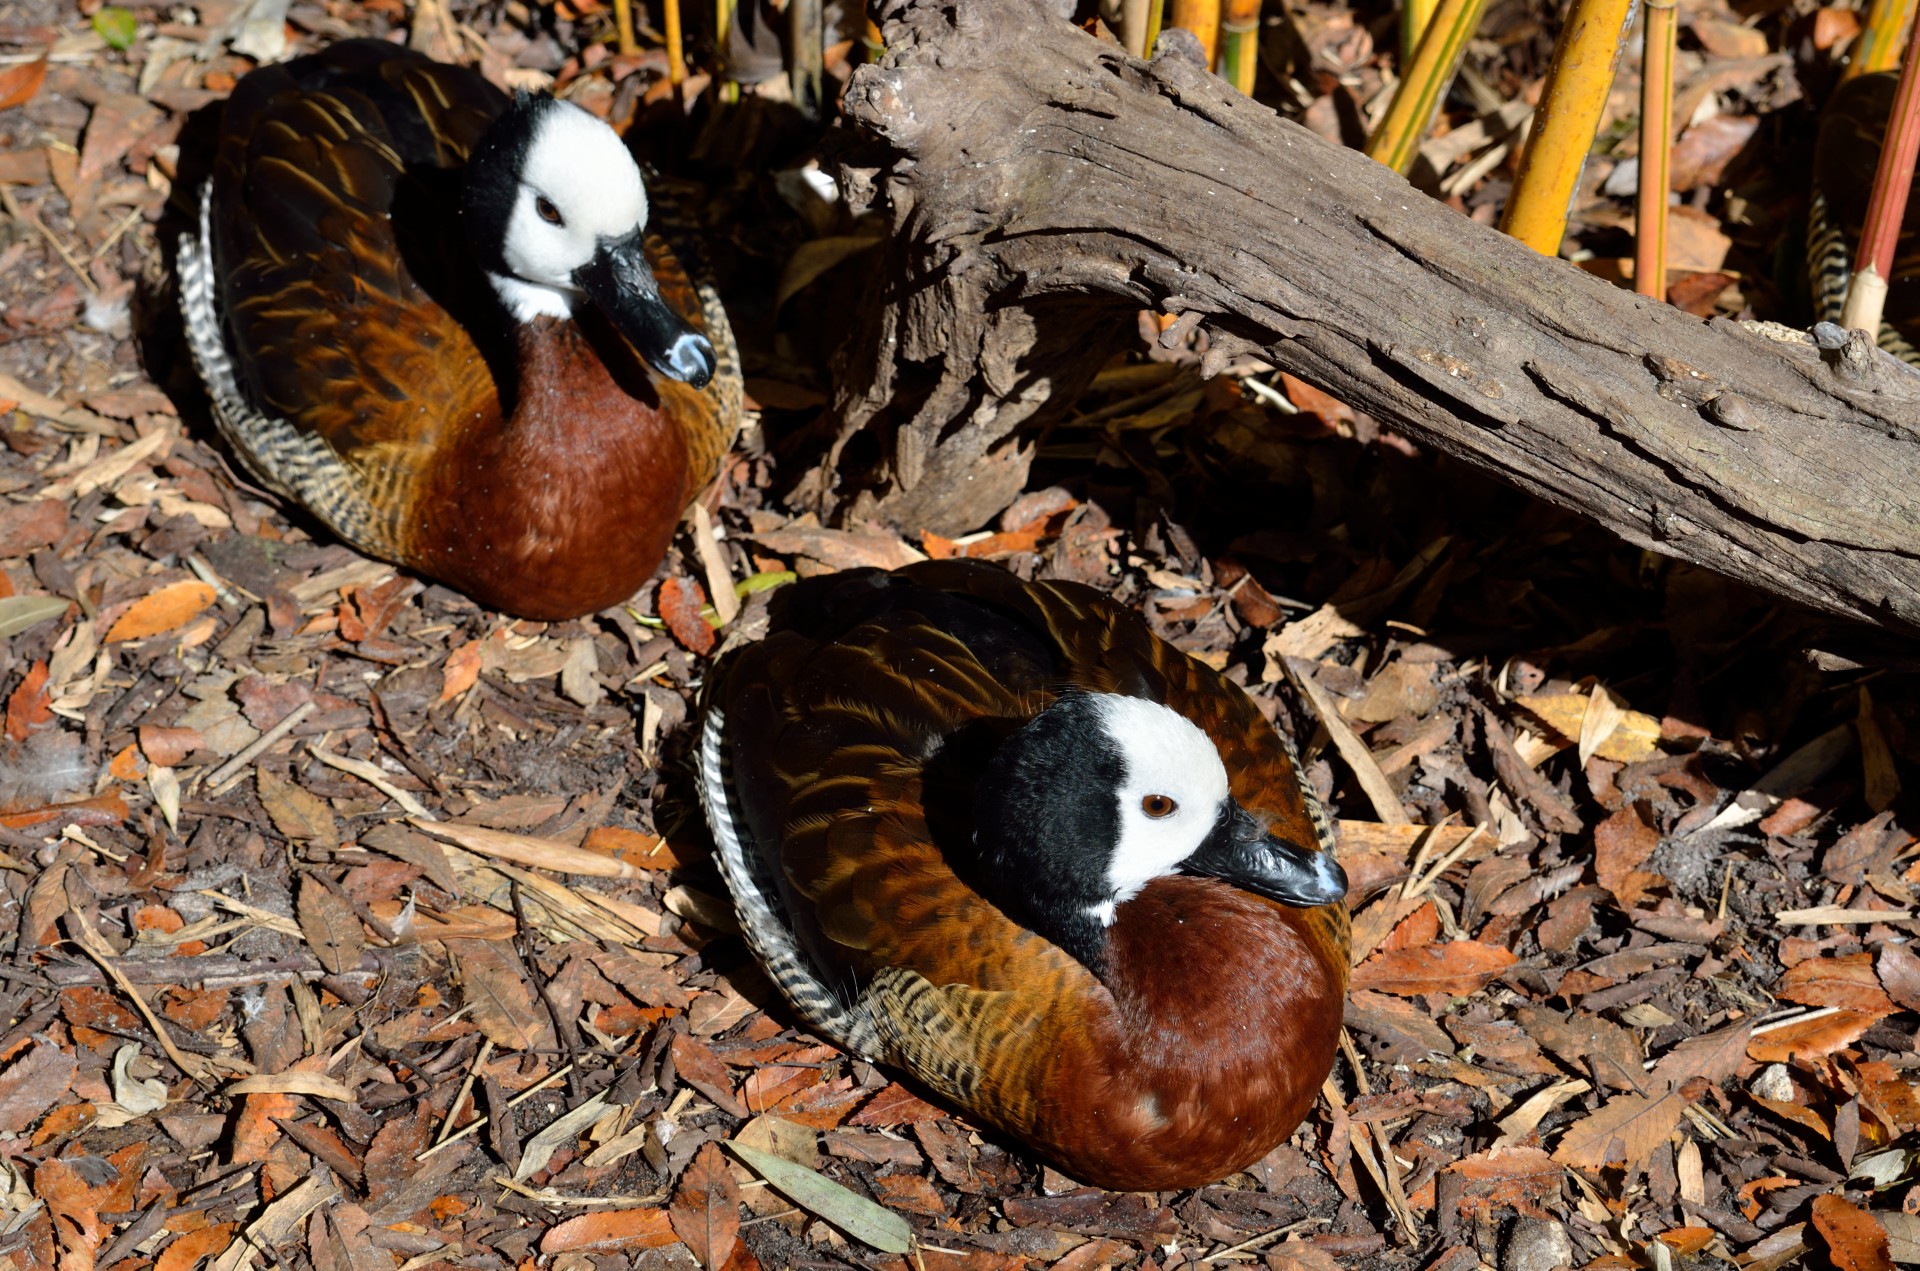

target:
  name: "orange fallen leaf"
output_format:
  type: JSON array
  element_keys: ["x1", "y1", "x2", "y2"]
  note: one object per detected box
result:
[
  {"x1": 1811, "y1": 1194, "x2": 1894, "y2": 1271},
  {"x1": 1775, "y1": 953, "x2": 1897, "y2": 1015},
  {"x1": 107, "y1": 743, "x2": 144, "y2": 781},
  {"x1": 1747, "y1": 1010, "x2": 1880, "y2": 1063},
  {"x1": 106, "y1": 581, "x2": 216, "y2": 643},
  {"x1": 1748, "y1": 1095, "x2": 1831, "y2": 1140},
  {"x1": 1350, "y1": 940, "x2": 1517, "y2": 996},
  {"x1": 1654, "y1": 1226, "x2": 1716, "y2": 1255},
  {"x1": 155, "y1": 1222, "x2": 236, "y2": 1271},
  {"x1": 670, "y1": 1141, "x2": 740, "y2": 1270},
  {"x1": 4, "y1": 660, "x2": 50, "y2": 741},
  {"x1": 658, "y1": 577, "x2": 716, "y2": 655},
  {"x1": 439, "y1": 636, "x2": 488, "y2": 703},
  {"x1": 541, "y1": 1208, "x2": 677, "y2": 1254},
  {"x1": 0, "y1": 57, "x2": 47, "y2": 111}
]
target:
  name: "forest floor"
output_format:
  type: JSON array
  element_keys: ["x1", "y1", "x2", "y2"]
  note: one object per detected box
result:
[{"x1": 0, "y1": 0, "x2": 1914, "y2": 1269}]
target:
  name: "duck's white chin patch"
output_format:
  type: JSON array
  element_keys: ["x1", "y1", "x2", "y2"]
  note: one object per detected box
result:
[{"x1": 489, "y1": 272, "x2": 577, "y2": 321}]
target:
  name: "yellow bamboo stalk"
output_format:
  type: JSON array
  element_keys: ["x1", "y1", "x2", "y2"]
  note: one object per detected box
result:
[
  {"x1": 1170, "y1": 0, "x2": 1222, "y2": 63},
  {"x1": 1365, "y1": 0, "x2": 1493, "y2": 173},
  {"x1": 1634, "y1": 0, "x2": 1676, "y2": 299},
  {"x1": 1499, "y1": 0, "x2": 1637, "y2": 255},
  {"x1": 716, "y1": 0, "x2": 731, "y2": 55},
  {"x1": 612, "y1": 0, "x2": 637, "y2": 56},
  {"x1": 1844, "y1": 0, "x2": 1916, "y2": 80},
  {"x1": 1121, "y1": 0, "x2": 1152, "y2": 55},
  {"x1": 664, "y1": 0, "x2": 686, "y2": 82},
  {"x1": 1221, "y1": 0, "x2": 1260, "y2": 92},
  {"x1": 1401, "y1": 0, "x2": 1439, "y2": 69}
]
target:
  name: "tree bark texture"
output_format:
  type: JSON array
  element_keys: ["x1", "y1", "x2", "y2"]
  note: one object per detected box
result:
[{"x1": 828, "y1": 0, "x2": 1920, "y2": 635}]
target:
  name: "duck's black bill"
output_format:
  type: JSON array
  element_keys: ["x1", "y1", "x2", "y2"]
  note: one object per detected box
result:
[
  {"x1": 575, "y1": 233, "x2": 716, "y2": 388},
  {"x1": 1185, "y1": 804, "x2": 1348, "y2": 908}
]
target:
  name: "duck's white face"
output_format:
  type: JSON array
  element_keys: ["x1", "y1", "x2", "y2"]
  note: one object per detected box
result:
[
  {"x1": 493, "y1": 101, "x2": 649, "y2": 317},
  {"x1": 1087, "y1": 696, "x2": 1232, "y2": 921}
]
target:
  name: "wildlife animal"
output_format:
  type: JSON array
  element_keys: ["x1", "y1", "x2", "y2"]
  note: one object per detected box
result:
[
  {"x1": 699, "y1": 561, "x2": 1350, "y2": 1190},
  {"x1": 178, "y1": 40, "x2": 741, "y2": 620}
]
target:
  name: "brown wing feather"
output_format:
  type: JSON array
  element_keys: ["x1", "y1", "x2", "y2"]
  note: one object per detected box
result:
[{"x1": 211, "y1": 43, "x2": 502, "y2": 482}]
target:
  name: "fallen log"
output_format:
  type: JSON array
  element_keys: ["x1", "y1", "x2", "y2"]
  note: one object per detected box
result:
[{"x1": 826, "y1": 0, "x2": 1920, "y2": 635}]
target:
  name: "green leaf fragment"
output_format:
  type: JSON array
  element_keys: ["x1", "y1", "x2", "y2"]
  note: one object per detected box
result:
[
  {"x1": 734, "y1": 570, "x2": 796, "y2": 598},
  {"x1": 726, "y1": 1140, "x2": 913, "y2": 1254},
  {"x1": 92, "y1": 6, "x2": 138, "y2": 49},
  {"x1": 0, "y1": 595, "x2": 69, "y2": 640}
]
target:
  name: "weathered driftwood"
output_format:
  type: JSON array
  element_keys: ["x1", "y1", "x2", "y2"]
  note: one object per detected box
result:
[{"x1": 827, "y1": 0, "x2": 1920, "y2": 634}]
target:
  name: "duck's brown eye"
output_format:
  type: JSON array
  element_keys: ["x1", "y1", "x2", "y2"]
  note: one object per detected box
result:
[
  {"x1": 1141, "y1": 794, "x2": 1177, "y2": 818},
  {"x1": 535, "y1": 196, "x2": 564, "y2": 226}
]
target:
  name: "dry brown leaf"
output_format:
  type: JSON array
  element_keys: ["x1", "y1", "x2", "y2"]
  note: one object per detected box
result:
[
  {"x1": 1350, "y1": 939, "x2": 1516, "y2": 996},
  {"x1": 105, "y1": 580, "x2": 216, "y2": 644},
  {"x1": 1592, "y1": 805, "x2": 1661, "y2": 908},
  {"x1": 0, "y1": 1038, "x2": 75, "y2": 1132},
  {"x1": 1515, "y1": 1006, "x2": 1644, "y2": 1092},
  {"x1": 417, "y1": 818, "x2": 646, "y2": 879},
  {"x1": 257, "y1": 769, "x2": 340, "y2": 849},
  {"x1": 362, "y1": 1107, "x2": 432, "y2": 1210},
  {"x1": 671, "y1": 1140, "x2": 742, "y2": 1270},
  {"x1": 1651, "y1": 1020, "x2": 1751, "y2": 1087},
  {"x1": 1443, "y1": 1147, "x2": 1562, "y2": 1216},
  {"x1": 446, "y1": 938, "x2": 553, "y2": 1052},
  {"x1": 1775, "y1": 953, "x2": 1898, "y2": 1015},
  {"x1": 671, "y1": 1033, "x2": 749, "y2": 1117},
  {"x1": 297, "y1": 875, "x2": 365, "y2": 976},
  {"x1": 540, "y1": 1208, "x2": 678, "y2": 1254},
  {"x1": 1811, "y1": 1194, "x2": 1895, "y2": 1271},
  {"x1": 1552, "y1": 1085, "x2": 1697, "y2": 1171}
]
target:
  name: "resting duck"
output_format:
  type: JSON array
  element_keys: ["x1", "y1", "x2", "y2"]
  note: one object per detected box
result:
[
  {"x1": 177, "y1": 40, "x2": 741, "y2": 620},
  {"x1": 699, "y1": 561, "x2": 1350, "y2": 1190}
]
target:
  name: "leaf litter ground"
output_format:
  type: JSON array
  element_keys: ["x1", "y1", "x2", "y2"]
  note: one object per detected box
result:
[{"x1": 0, "y1": 0, "x2": 1914, "y2": 1269}]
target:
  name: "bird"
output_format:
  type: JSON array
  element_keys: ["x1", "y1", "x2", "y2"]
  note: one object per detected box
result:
[
  {"x1": 176, "y1": 40, "x2": 742, "y2": 620},
  {"x1": 698, "y1": 560, "x2": 1350, "y2": 1191}
]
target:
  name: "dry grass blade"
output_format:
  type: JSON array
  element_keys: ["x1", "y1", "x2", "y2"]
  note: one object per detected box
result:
[
  {"x1": 1498, "y1": 0, "x2": 1638, "y2": 253},
  {"x1": 1284, "y1": 657, "x2": 1410, "y2": 825},
  {"x1": 414, "y1": 818, "x2": 650, "y2": 880}
]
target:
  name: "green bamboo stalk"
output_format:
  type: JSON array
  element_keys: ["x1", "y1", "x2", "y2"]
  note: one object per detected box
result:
[
  {"x1": 1221, "y1": 0, "x2": 1260, "y2": 92},
  {"x1": 1844, "y1": 0, "x2": 1916, "y2": 80},
  {"x1": 1365, "y1": 0, "x2": 1492, "y2": 173}
]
